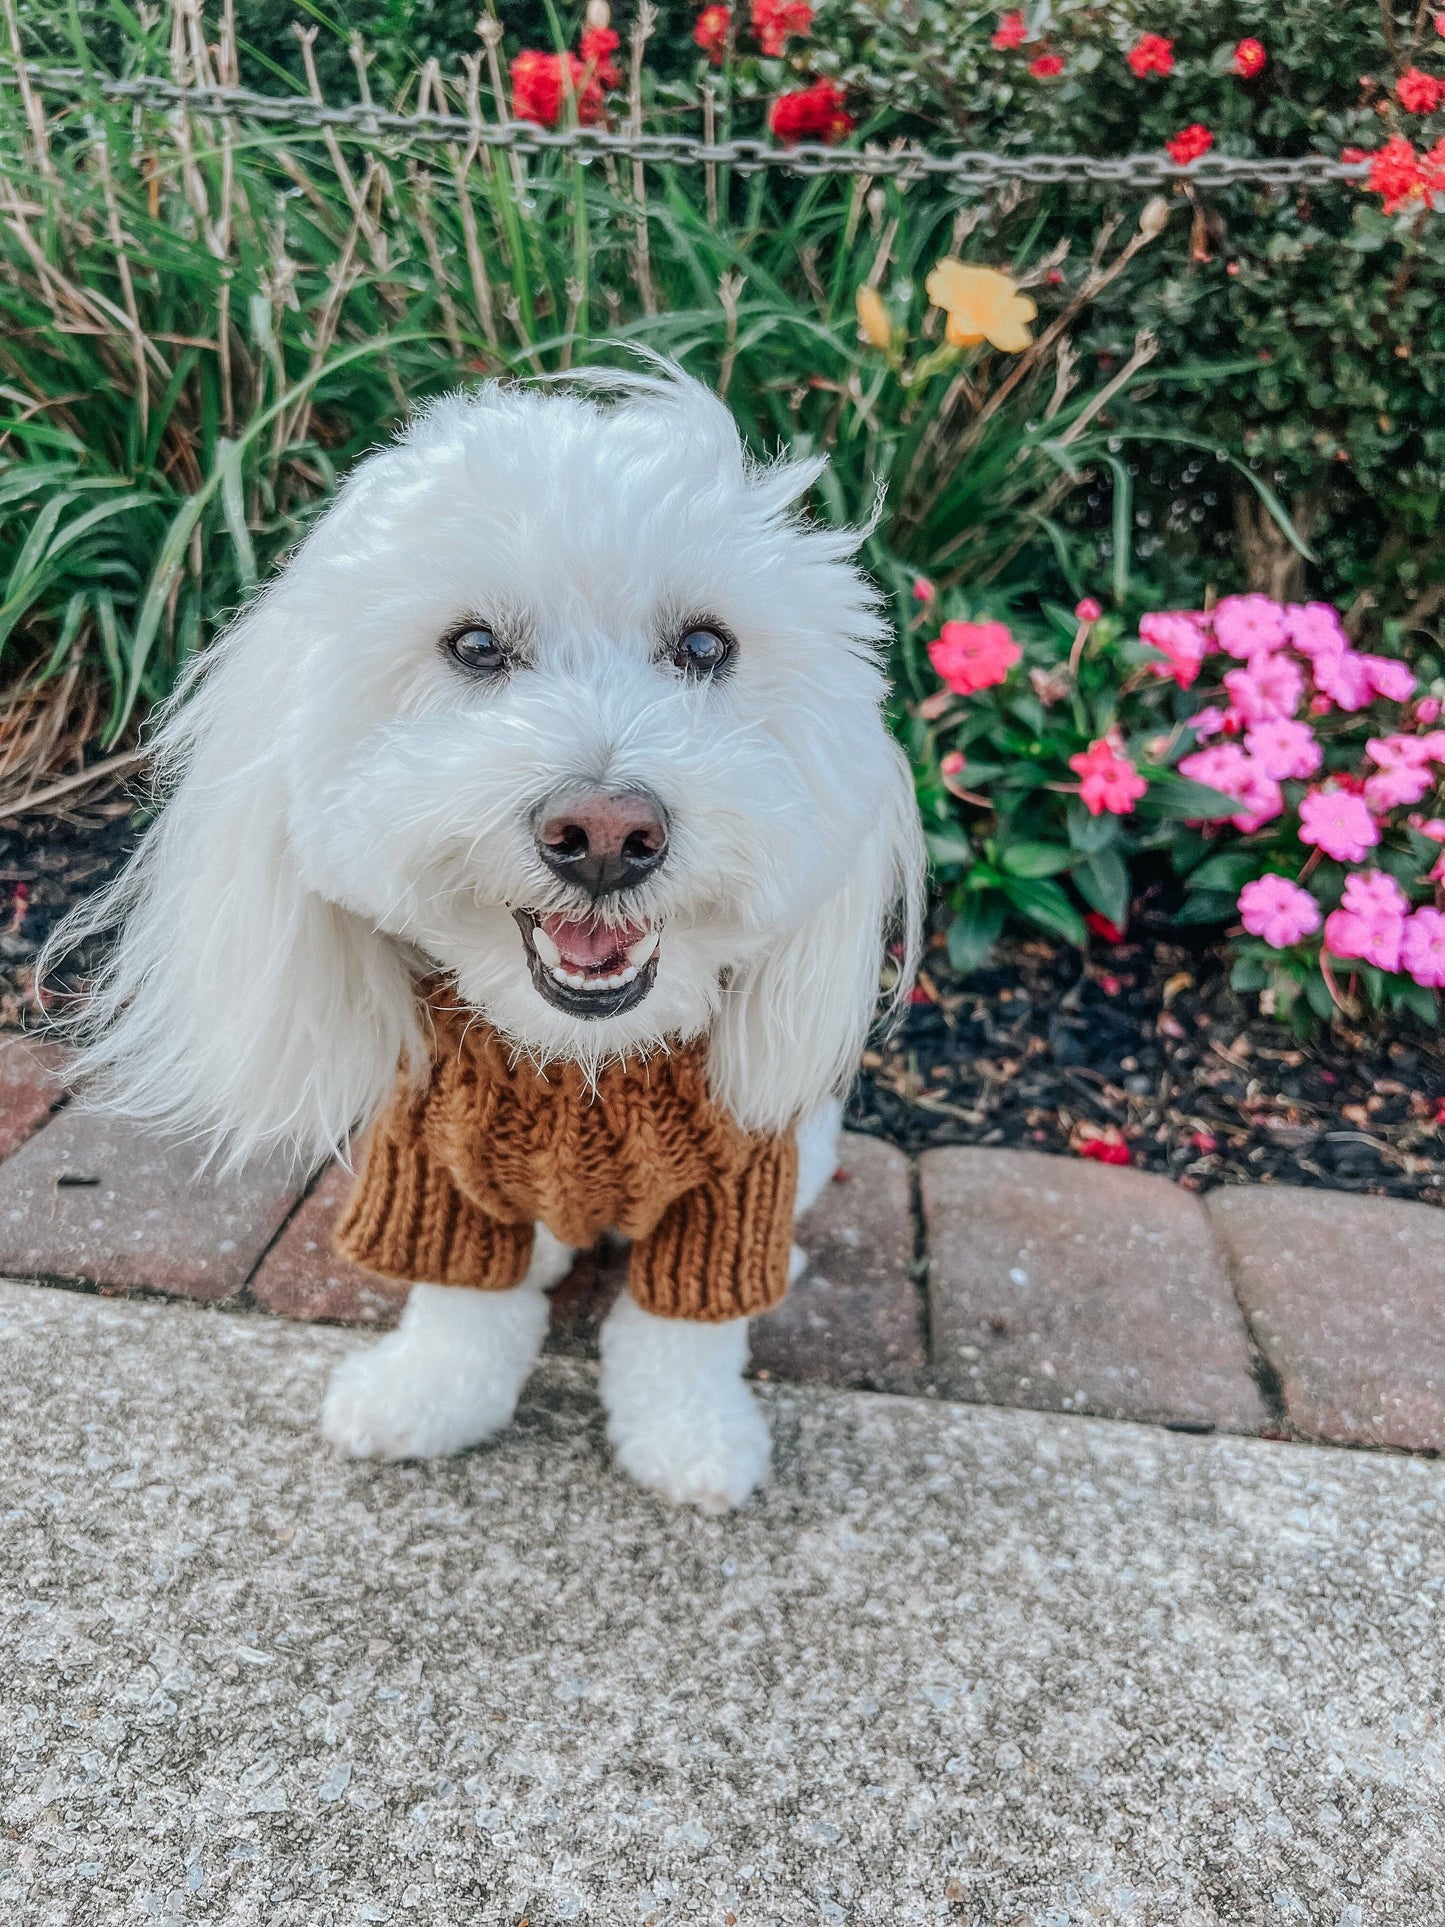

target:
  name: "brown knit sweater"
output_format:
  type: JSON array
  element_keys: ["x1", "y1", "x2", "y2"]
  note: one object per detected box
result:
[{"x1": 335, "y1": 983, "x2": 798, "y2": 1322}]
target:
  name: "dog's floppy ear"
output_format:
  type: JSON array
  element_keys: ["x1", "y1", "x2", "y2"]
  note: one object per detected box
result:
[
  {"x1": 47, "y1": 583, "x2": 423, "y2": 1172},
  {"x1": 708, "y1": 736, "x2": 924, "y2": 1136}
]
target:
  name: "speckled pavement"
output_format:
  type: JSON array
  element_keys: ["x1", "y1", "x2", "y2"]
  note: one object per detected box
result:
[{"x1": 2, "y1": 1281, "x2": 1443, "y2": 1927}]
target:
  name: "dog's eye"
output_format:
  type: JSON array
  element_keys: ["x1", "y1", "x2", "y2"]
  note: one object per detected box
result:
[
  {"x1": 445, "y1": 625, "x2": 506, "y2": 675},
  {"x1": 671, "y1": 626, "x2": 733, "y2": 679}
]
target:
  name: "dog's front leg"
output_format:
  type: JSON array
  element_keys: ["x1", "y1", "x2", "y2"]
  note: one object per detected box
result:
[
  {"x1": 320, "y1": 1227, "x2": 573, "y2": 1460},
  {"x1": 598, "y1": 1296, "x2": 770, "y2": 1513}
]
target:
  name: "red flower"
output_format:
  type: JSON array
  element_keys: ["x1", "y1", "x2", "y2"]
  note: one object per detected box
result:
[
  {"x1": 927, "y1": 619, "x2": 1021, "y2": 695},
  {"x1": 751, "y1": 0, "x2": 812, "y2": 56},
  {"x1": 991, "y1": 10, "x2": 1028, "y2": 50},
  {"x1": 768, "y1": 79, "x2": 853, "y2": 144},
  {"x1": 1079, "y1": 1135, "x2": 1132, "y2": 1165},
  {"x1": 580, "y1": 24, "x2": 621, "y2": 88},
  {"x1": 1397, "y1": 66, "x2": 1444, "y2": 114},
  {"x1": 1367, "y1": 134, "x2": 1425, "y2": 212},
  {"x1": 1426, "y1": 137, "x2": 1445, "y2": 192},
  {"x1": 1166, "y1": 123, "x2": 1214, "y2": 165},
  {"x1": 510, "y1": 49, "x2": 606, "y2": 126},
  {"x1": 694, "y1": 4, "x2": 731, "y2": 62},
  {"x1": 1232, "y1": 38, "x2": 1267, "y2": 79},
  {"x1": 1084, "y1": 912, "x2": 1127, "y2": 943},
  {"x1": 1029, "y1": 52, "x2": 1065, "y2": 78},
  {"x1": 1074, "y1": 596, "x2": 1103, "y2": 622},
  {"x1": 1126, "y1": 32, "x2": 1174, "y2": 78}
]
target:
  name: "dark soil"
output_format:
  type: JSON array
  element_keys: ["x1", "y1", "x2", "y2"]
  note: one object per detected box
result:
[
  {"x1": 4, "y1": 807, "x2": 1442, "y2": 1208},
  {"x1": 849, "y1": 925, "x2": 1445, "y2": 1208}
]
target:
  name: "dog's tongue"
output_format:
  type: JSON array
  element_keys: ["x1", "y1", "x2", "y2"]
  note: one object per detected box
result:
[{"x1": 539, "y1": 913, "x2": 647, "y2": 970}]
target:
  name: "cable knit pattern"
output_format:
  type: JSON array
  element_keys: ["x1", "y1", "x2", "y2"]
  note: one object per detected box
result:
[{"x1": 335, "y1": 981, "x2": 798, "y2": 1322}]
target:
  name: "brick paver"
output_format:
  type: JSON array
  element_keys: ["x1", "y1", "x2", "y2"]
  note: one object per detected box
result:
[
  {"x1": 1206, "y1": 1184, "x2": 1445, "y2": 1450},
  {"x1": 753, "y1": 1132, "x2": 923, "y2": 1390},
  {"x1": 0, "y1": 1108, "x2": 302, "y2": 1300},
  {"x1": 921, "y1": 1147, "x2": 1267, "y2": 1433},
  {"x1": 0, "y1": 1033, "x2": 70, "y2": 1160},
  {"x1": 249, "y1": 1161, "x2": 409, "y2": 1326}
]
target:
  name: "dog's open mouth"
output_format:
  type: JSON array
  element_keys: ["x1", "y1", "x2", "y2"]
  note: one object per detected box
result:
[{"x1": 514, "y1": 908, "x2": 660, "y2": 1018}]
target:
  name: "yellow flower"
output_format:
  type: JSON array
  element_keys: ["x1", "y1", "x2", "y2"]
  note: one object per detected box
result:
[
  {"x1": 855, "y1": 283, "x2": 893, "y2": 350},
  {"x1": 925, "y1": 259, "x2": 1036, "y2": 353}
]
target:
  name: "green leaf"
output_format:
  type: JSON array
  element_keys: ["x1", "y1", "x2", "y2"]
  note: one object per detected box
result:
[
  {"x1": 1230, "y1": 955, "x2": 1270, "y2": 993},
  {"x1": 1392, "y1": 977, "x2": 1440, "y2": 1026},
  {"x1": 947, "y1": 893, "x2": 1006, "y2": 974},
  {"x1": 925, "y1": 831, "x2": 975, "y2": 868},
  {"x1": 1137, "y1": 769, "x2": 1240, "y2": 821},
  {"x1": 1188, "y1": 851, "x2": 1261, "y2": 892},
  {"x1": 1000, "y1": 841, "x2": 1074, "y2": 878},
  {"x1": 1000, "y1": 875, "x2": 1088, "y2": 946},
  {"x1": 1176, "y1": 890, "x2": 1239, "y2": 925},
  {"x1": 1304, "y1": 972, "x2": 1338, "y2": 1021},
  {"x1": 1076, "y1": 847, "x2": 1130, "y2": 927},
  {"x1": 1065, "y1": 800, "x2": 1120, "y2": 855}
]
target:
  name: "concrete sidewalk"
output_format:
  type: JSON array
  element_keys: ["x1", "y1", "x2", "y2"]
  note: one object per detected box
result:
[{"x1": 2, "y1": 1282, "x2": 1443, "y2": 1926}]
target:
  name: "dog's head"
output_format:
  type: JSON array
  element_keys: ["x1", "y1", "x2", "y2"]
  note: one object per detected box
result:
[{"x1": 59, "y1": 367, "x2": 923, "y2": 1166}]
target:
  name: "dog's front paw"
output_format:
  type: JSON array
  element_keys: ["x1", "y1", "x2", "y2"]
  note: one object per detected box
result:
[
  {"x1": 599, "y1": 1295, "x2": 771, "y2": 1512},
  {"x1": 319, "y1": 1283, "x2": 548, "y2": 1461},
  {"x1": 609, "y1": 1384, "x2": 772, "y2": 1513}
]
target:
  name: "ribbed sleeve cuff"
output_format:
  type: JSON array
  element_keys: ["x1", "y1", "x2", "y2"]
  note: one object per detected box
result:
[
  {"x1": 334, "y1": 1117, "x2": 534, "y2": 1290},
  {"x1": 628, "y1": 1131, "x2": 798, "y2": 1322}
]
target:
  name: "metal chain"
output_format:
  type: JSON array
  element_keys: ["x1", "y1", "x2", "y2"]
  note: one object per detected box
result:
[{"x1": 4, "y1": 62, "x2": 1369, "y2": 187}]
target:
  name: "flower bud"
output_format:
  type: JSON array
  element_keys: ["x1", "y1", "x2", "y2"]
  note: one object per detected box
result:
[
  {"x1": 586, "y1": 0, "x2": 611, "y2": 25},
  {"x1": 1138, "y1": 194, "x2": 1171, "y2": 239}
]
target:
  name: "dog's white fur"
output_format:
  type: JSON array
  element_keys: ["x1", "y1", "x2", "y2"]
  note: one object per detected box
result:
[{"x1": 55, "y1": 365, "x2": 923, "y2": 1509}]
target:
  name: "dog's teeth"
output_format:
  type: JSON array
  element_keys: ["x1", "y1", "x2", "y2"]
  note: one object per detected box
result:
[
  {"x1": 531, "y1": 924, "x2": 561, "y2": 968},
  {"x1": 626, "y1": 930, "x2": 659, "y2": 966}
]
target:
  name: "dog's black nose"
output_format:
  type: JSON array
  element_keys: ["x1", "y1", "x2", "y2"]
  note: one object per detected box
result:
[{"x1": 534, "y1": 786, "x2": 669, "y2": 897}]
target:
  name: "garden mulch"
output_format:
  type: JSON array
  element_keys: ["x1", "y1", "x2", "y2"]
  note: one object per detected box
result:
[{"x1": 850, "y1": 924, "x2": 1445, "y2": 1211}]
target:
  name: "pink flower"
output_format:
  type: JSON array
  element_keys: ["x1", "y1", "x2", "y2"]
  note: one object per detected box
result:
[
  {"x1": 1368, "y1": 732, "x2": 1434, "y2": 769},
  {"x1": 1402, "y1": 908, "x2": 1445, "y2": 988},
  {"x1": 1325, "y1": 908, "x2": 1403, "y2": 972},
  {"x1": 1069, "y1": 736, "x2": 1149, "y2": 816},
  {"x1": 1243, "y1": 718, "x2": 1323, "y2": 780},
  {"x1": 1359, "y1": 654, "x2": 1418, "y2": 703},
  {"x1": 1342, "y1": 868, "x2": 1410, "y2": 920},
  {"x1": 1224, "y1": 655, "x2": 1304, "y2": 724},
  {"x1": 1238, "y1": 874, "x2": 1321, "y2": 948},
  {"x1": 1283, "y1": 601, "x2": 1348, "y2": 657},
  {"x1": 928, "y1": 619, "x2": 1021, "y2": 695},
  {"x1": 1411, "y1": 815, "x2": 1445, "y2": 840},
  {"x1": 1074, "y1": 597, "x2": 1103, "y2": 623},
  {"x1": 1188, "y1": 704, "x2": 1228, "y2": 739},
  {"x1": 912, "y1": 576, "x2": 936, "y2": 603},
  {"x1": 1178, "y1": 743, "x2": 1283, "y2": 832},
  {"x1": 1140, "y1": 611, "x2": 1209, "y2": 687},
  {"x1": 1417, "y1": 696, "x2": 1442, "y2": 724},
  {"x1": 1365, "y1": 764, "x2": 1433, "y2": 811},
  {"x1": 939, "y1": 750, "x2": 965, "y2": 777},
  {"x1": 1298, "y1": 787, "x2": 1380, "y2": 863},
  {"x1": 1311, "y1": 648, "x2": 1374, "y2": 711},
  {"x1": 1213, "y1": 594, "x2": 1287, "y2": 659}
]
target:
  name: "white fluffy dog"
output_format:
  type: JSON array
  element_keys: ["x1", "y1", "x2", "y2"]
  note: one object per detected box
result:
[{"x1": 60, "y1": 364, "x2": 923, "y2": 1511}]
